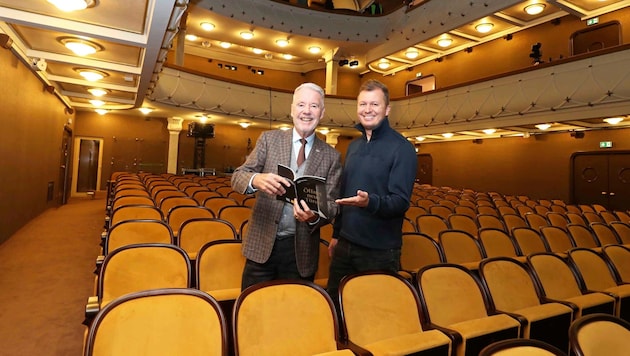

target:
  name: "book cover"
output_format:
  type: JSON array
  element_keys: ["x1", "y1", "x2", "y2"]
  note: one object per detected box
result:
[{"x1": 277, "y1": 164, "x2": 328, "y2": 218}]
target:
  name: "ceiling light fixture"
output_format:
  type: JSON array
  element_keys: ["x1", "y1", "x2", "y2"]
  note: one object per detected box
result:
[
  {"x1": 349, "y1": 60, "x2": 359, "y2": 68},
  {"x1": 240, "y1": 31, "x2": 254, "y2": 40},
  {"x1": 377, "y1": 59, "x2": 391, "y2": 69},
  {"x1": 252, "y1": 48, "x2": 263, "y2": 54},
  {"x1": 95, "y1": 109, "x2": 108, "y2": 115},
  {"x1": 47, "y1": 0, "x2": 94, "y2": 12},
  {"x1": 603, "y1": 117, "x2": 624, "y2": 124},
  {"x1": 437, "y1": 38, "x2": 453, "y2": 48},
  {"x1": 138, "y1": 107, "x2": 153, "y2": 115},
  {"x1": 219, "y1": 42, "x2": 231, "y2": 49},
  {"x1": 88, "y1": 88, "x2": 107, "y2": 97},
  {"x1": 442, "y1": 133, "x2": 454, "y2": 138},
  {"x1": 524, "y1": 3, "x2": 546, "y2": 15},
  {"x1": 185, "y1": 34, "x2": 198, "y2": 41},
  {"x1": 535, "y1": 123, "x2": 551, "y2": 130},
  {"x1": 482, "y1": 129, "x2": 497, "y2": 135},
  {"x1": 279, "y1": 126, "x2": 291, "y2": 131},
  {"x1": 282, "y1": 54, "x2": 293, "y2": 60},
  {"x1": 318, "y1": 128, "x2": 329, "y2": 135},
  {"x1": 475, "y1": 23, "x2": 494, "y2": 34},
  {"x1": 200, "y1": 22, "x2": 215, "y2": 31},
  {"x1": 77, "y1": 69, "x2": 107, "y2": 81},
  {"x1": 239, "y1": 122, "x2": 251, "y2": 128},
  {"x1": 308, "y1": 46, "x2": 321, "y2": 54},
  {"x1": 415, "y1": 136, "x2": 425, "y2": 142},
  {"x1": 276, "y1": 39, "x2": 289, "y2": 47},
  {"x1": 61, "y1": 38, "x2": 101, "y2": 56},
  {"x1": 89, "y1": 99, "x2": 104, "y2": 107},
  {"x1": 405, "y1": 48, "x2": 420, "y2": 59}
]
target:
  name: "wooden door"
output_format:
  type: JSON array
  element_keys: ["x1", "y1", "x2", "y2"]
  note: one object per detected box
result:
[{"x1": 572, "y1": 152, "x2": 630, "y2": 211}]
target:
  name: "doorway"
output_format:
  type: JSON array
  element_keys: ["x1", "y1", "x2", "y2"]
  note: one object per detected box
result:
[
  {"x1": 72, "y1": 137, "x2": 103, "y2": 197},
  {"x1": 571, "y1": 151, "x2": 630, "y2": 211},
  {"x1": 58, "y1": 127, "x2": 72, "y2": 205},
  {"x1": 416, "y1": 154, "x2": 433, "y2": 185}
]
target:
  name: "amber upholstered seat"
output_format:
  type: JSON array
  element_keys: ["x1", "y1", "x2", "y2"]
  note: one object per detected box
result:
[
  {"x1": 569, "y1": 313, "x2": 630, "y2": 356},
  {"x1": 167, "y1": 205, "x2": 215, "y2": 238},
  {"x1": 415, "y1": 214, "x2": 449, "y2": 241},
  {"x1": 217, "y1": 206, "x2": 252, "y2": 239},
  {"x1": 85, "y1": 243, "x2": 192, "y2": 325},
  {"x1": 314, "y1": 239, "x2": 332, "y2": 288},
  {"x1": 439, "y1": 229, "x2": 486, "y2": 270},
  {"x1": 589, "y1": 222, "x2": 622, "y2": 246},
  {"x1": 417, "y1": 263, "x2": 521, "y2": 356},
  {"x1": 566, "y1": 247, "x2": 630, "y2": 322},
  {"x1": 539, "y1": 226, "x2": 576, "y2": 255},
  {"x1": 479, "y1": 338, "x2": 567, "y2": 356},
  {"x1": 232, "y1": 280, "x2": 361, "y2": 356},
  {"x1": 609, "y1": 221, "x2": 630, "y2": 245},
  {"x1": 178, "y1": 218, "x2": 238, "y2": 261},
  {"x1": 478, "y1": 228, "x2": 524, "y2": 262},
  {"x1": 479, "y1": 257, "x2": 573, "y2": 351},
  {"x1": 196, "y1": 239, "x2": 245, "y2": 303},
  {"x1": 338, "y1": 271, "x2": 452, "y2": 356},
  {"x1": 84, "y1": 288, "x2": 228, "y2": 356},
  {"x1": 102, "y1": 219, "x2": 174, "y2": 256},
  {"x1": 512, "y1": 227, "x2": 550, "y2": 256},
  {"x1": 526, "y1": 252, "x2": 616, "y2": 319},
  {"x1": 602, "y1": 244, "x2": 630, "y2": 283},
  {"x1": 399, "y1": 232, "x2": 445, "y2": 283}
]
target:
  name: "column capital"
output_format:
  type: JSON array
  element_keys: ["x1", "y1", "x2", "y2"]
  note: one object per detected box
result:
[{"x1": 167, "y1": 116, "x2": 184, "y2": 133}]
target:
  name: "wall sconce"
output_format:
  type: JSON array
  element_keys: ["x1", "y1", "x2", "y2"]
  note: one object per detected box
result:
[{"x1": 239, "y1": 122, "x2": 251, "y2": 129}]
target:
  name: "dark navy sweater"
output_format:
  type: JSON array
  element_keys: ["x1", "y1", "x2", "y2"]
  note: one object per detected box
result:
[{"x1": 333, "y1": 118, "x2": 417, "y2": 249}]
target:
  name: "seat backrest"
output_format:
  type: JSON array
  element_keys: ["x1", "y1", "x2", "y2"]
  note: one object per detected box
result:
[
  {"x1": 401, "y1": 232, "x2": 445, "y2": 273},
  {"x1": 569, "y1": 313, "x2": 630, "y2": 356},
  {"x1": 525, "y1": 212, "x2": 551, "y2": 232},
  {"x1": 565, "y1": 212, "x2": 587, "y2": 226},
  {"x1": 110, "y1": 205, "x2": 163, "y2": 226},
  {"x1": 178, "y1": 218, "x2": 237, "y2": 260},
  {"x1": 566, "y1": 224, "x2": 600, "y2": 249},
  {"x1": 546, "y1": 212, "x2": 569, "y2": 230},
  {"x1": 98, "y1": 244, "x2": 191, "y2": 307},
  {"x1": 479, "y1": 257, "x2": 544, "y2": 312},
  {"x1": 203, "y1": 197, "x2": 239, "y2": 215},
  {"x1": 439, "y1": 229, "x2": 485, "y2": 265},
  {"x1": 479, "y1": 338, "x2": 567, "y2": 356},
  {"x1": 159, "y1": 196, "x2": 198, "y2": 217},
  {"x1": 233, "y1": 280, "x2": 344, "y2": 356},
  {"x1": 512, "y1": 227, "x2": 550, "y2": 255},
  {"x1": 154, "y1": 189, "x2": 187, "y2": 206},
  {"x1": 192, "y1": 190, "x2": 221, "y2": 205},
  {"x1": 477, "y1": 205, "x2": 499, "y2": 217},
  {"x1": 498, "y1": 206, "x2": 517, "y2": 217},
  {"x1": 111, "y1": 196, "x2": 155, "y2": 211},
  {"x1": 503, "y1": 214, "x2": 528, "y2": 234},
  {"x1": 415, "y1": 214, "x2": 449, "y2": 241},
  {"x1": 196, "y1": 240, "x2": 245, "y2": 301},
  {"x1": 447, "y1": 213, "x2": 479, "y2": 238},
  {"x1": 105, "y1": 219, "x2": 174, "y2": 254},
  {"x1": 478, "y1": 228, "x2": 520, "y2": 258},
  {"x1": 589, "y1": 222, "x2": 622, "y2": 246},
  {"x1": 598, "y1": 211, "x2": 619, "y2": 224},
  {"x1": 405, "y1": 206, "x2": 428, "y2": 224},
  {"x1": 477, "y1": 213, "x2": 506, "y2": 231},
  {"x1": 567, "y1": 248, "x2": 619, "y2": 292},
  {"x1": 602, "y1": 244, "x2": 630, "y2": 283},
  {"x1": 527, "y1": 253, "x2": 584, "y2": 300},
  {"x1": 429, "y1": 205, "x2": 453, "y2": 220},
  {"x1": 167, "y1": 205, "x2": 215, "y2": 236},
  {"x1": 85, "y1": 288, "x2": 228, "y2": 356},
  {"x1": 540, "y1": 226, "x2": 576, "y2": 254},
  {"x1": 217, "y1": 206, "x2": 252, "y2": 238},
  {"x1": 338, "y1": 271, "x2": 424, "y2": 346},
  {"x1": 609, "y1": 221, "x2": 630, "y2": 244},
  {"x1": 614, "y1": 211, "x2": 630, "y2": 224},
  {"x1": 582, "y1": 211, "x2": 604, "y2": 224},
  {"x1": 454, "y1": 205, "x2": 476, "y2": 219},
  {"x1": 417, "y1": 264, "x2": 491, "y2": 326}
]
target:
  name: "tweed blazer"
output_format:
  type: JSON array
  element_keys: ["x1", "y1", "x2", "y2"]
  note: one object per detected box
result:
[{"x1": 231, "y1": 129, "x2": 342, "y2": 277}]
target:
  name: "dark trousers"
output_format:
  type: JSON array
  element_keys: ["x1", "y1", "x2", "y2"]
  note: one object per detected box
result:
[
  {"x1": 241, "y1": 235, "x2": 313, "y2": 291},
  {"x1": 326, "y1": 237, "x2": 401, "y2": 309}
]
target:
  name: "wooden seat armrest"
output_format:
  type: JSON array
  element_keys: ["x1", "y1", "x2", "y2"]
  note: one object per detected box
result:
[
  {"x1": 84, "y1": 296, "x2": 100, "y2": 326},
  {"x1": 337, "y1": 340, "x2": 372, "y2": 356},
  {"x1": 426, "y1": 323, "x2": 463, "y2": 345},
  {"x1": 493, "y1": 309, "x2": 528, "y2": 336},
  {"x1": 541, "y1": 297, "x2": 579, "y2": 313},
  {"x1": 94, "y1": 255, "x2": 104, "y2": 275}
]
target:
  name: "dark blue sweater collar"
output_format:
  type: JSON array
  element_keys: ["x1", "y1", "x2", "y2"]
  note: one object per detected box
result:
[{"x1": 355, "y1": 117, "x2": 391, "y2": 140}]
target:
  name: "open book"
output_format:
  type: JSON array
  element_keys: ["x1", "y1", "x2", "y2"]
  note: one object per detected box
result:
[{"x1": 276, "y1": 164, "x2": 328, "y2": 219}]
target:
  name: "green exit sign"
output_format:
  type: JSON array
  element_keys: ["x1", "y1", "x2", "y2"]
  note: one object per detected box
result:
[
  {"x1": 587, "y1": 17, "x2": 599, "y2": 26},
  {"x1": 600, "y1": 141, "x2": 613, "y2": 148}
]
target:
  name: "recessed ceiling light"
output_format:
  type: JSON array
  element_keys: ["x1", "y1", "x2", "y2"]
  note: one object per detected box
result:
[
  {"x1": 535, "y1": 123, "x2": 551, "y2": 130},
  {"x1": 61, "y1": 38, "x2": 101, "y2": 56},
  {"x1": 138, "y1": 107, "x2": 153, "y2": 115},
  {"x1": 47, "y1": 0, "x2": 94, "y2": 12},
  {"x1": 308, "y1": 46, "x2": 321, "y2": 54},
  {"x1": 405, "y1": 48, "x2": 420, "y2": 59},
  {"x1": 252, "y1": 48, "x2": 263, "y2": 54},
  {"x1": 89, "y1": 99, "x2": 104, "y2": 107},
  {"x1": 524, "y1": 3, "x2": 546, "y2": 15},
  {"x1": 482, "y1": 128, "x2": 496, "y2": 135},
  {"x1": 442, "y1": 133, "x2": 454, "y2": 138},
  {"x1": 185, "y1": 34, "x2": 198, "y2": 41},
  {"x1": 475, "y1": 23, "x2": 494, "y2": 34},
  {"x1": 239, "y1": 122, "x2": 251, "y2": 128},
  {"x1": 88, "y1": 88, "x2": 107, "y2": 97},
  {"x1": 95, "y1": 109, "x2": 108, "y2": 115},
  {"x1": 200, "y1": 22, "x2": 215, "y2": 31},
  {"x1": 603, "y1": 117, "x2": 624, "y2": 124},
  {"x1": 437, "y1": 38, "x2": 453, "y2": 48},
  {"x1": 282, "y1": 54, "x2": 293, "y2": 60},
  {"x1": 240, "y1": 31, "x2": 254, "y2": 40},
  {"x1": 220, "y1": 42, "x2": 231, "y2": 49},
  {"x1": 276, "y1": 39, "x2": 289, "y2": 47},
  {"x1": 377, "y1": 59, "x2": 391, "y2": 69},
  {"x1": 415, "y1": 136, "x2": 426, "y2": 141},
  {"x1": 77, "y1": 69, "x2": 107, "y2": 81}
]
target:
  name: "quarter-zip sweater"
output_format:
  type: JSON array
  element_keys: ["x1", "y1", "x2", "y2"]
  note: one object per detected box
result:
[{"x1": 333, "y1": 118, "x2": 417, "y2": 249}]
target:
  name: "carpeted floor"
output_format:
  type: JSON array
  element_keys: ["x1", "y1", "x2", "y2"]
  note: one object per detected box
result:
[{"x1": 0, "y1": 193, "x2": 105, "y2": 355}]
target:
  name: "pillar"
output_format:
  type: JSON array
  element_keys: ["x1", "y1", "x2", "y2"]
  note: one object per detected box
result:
[{"x1": 167, "y1": 117, "x2": 184, "y2": 174}]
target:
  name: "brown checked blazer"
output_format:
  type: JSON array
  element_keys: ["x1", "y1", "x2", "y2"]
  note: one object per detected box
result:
[{"x1": 231, "y1": 129, "x2": 342, "y2": 277}]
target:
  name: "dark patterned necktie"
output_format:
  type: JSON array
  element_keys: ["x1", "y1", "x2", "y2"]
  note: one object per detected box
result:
[{"x1": 297, "y1": 138, "x2": 306, "y2": 167}]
